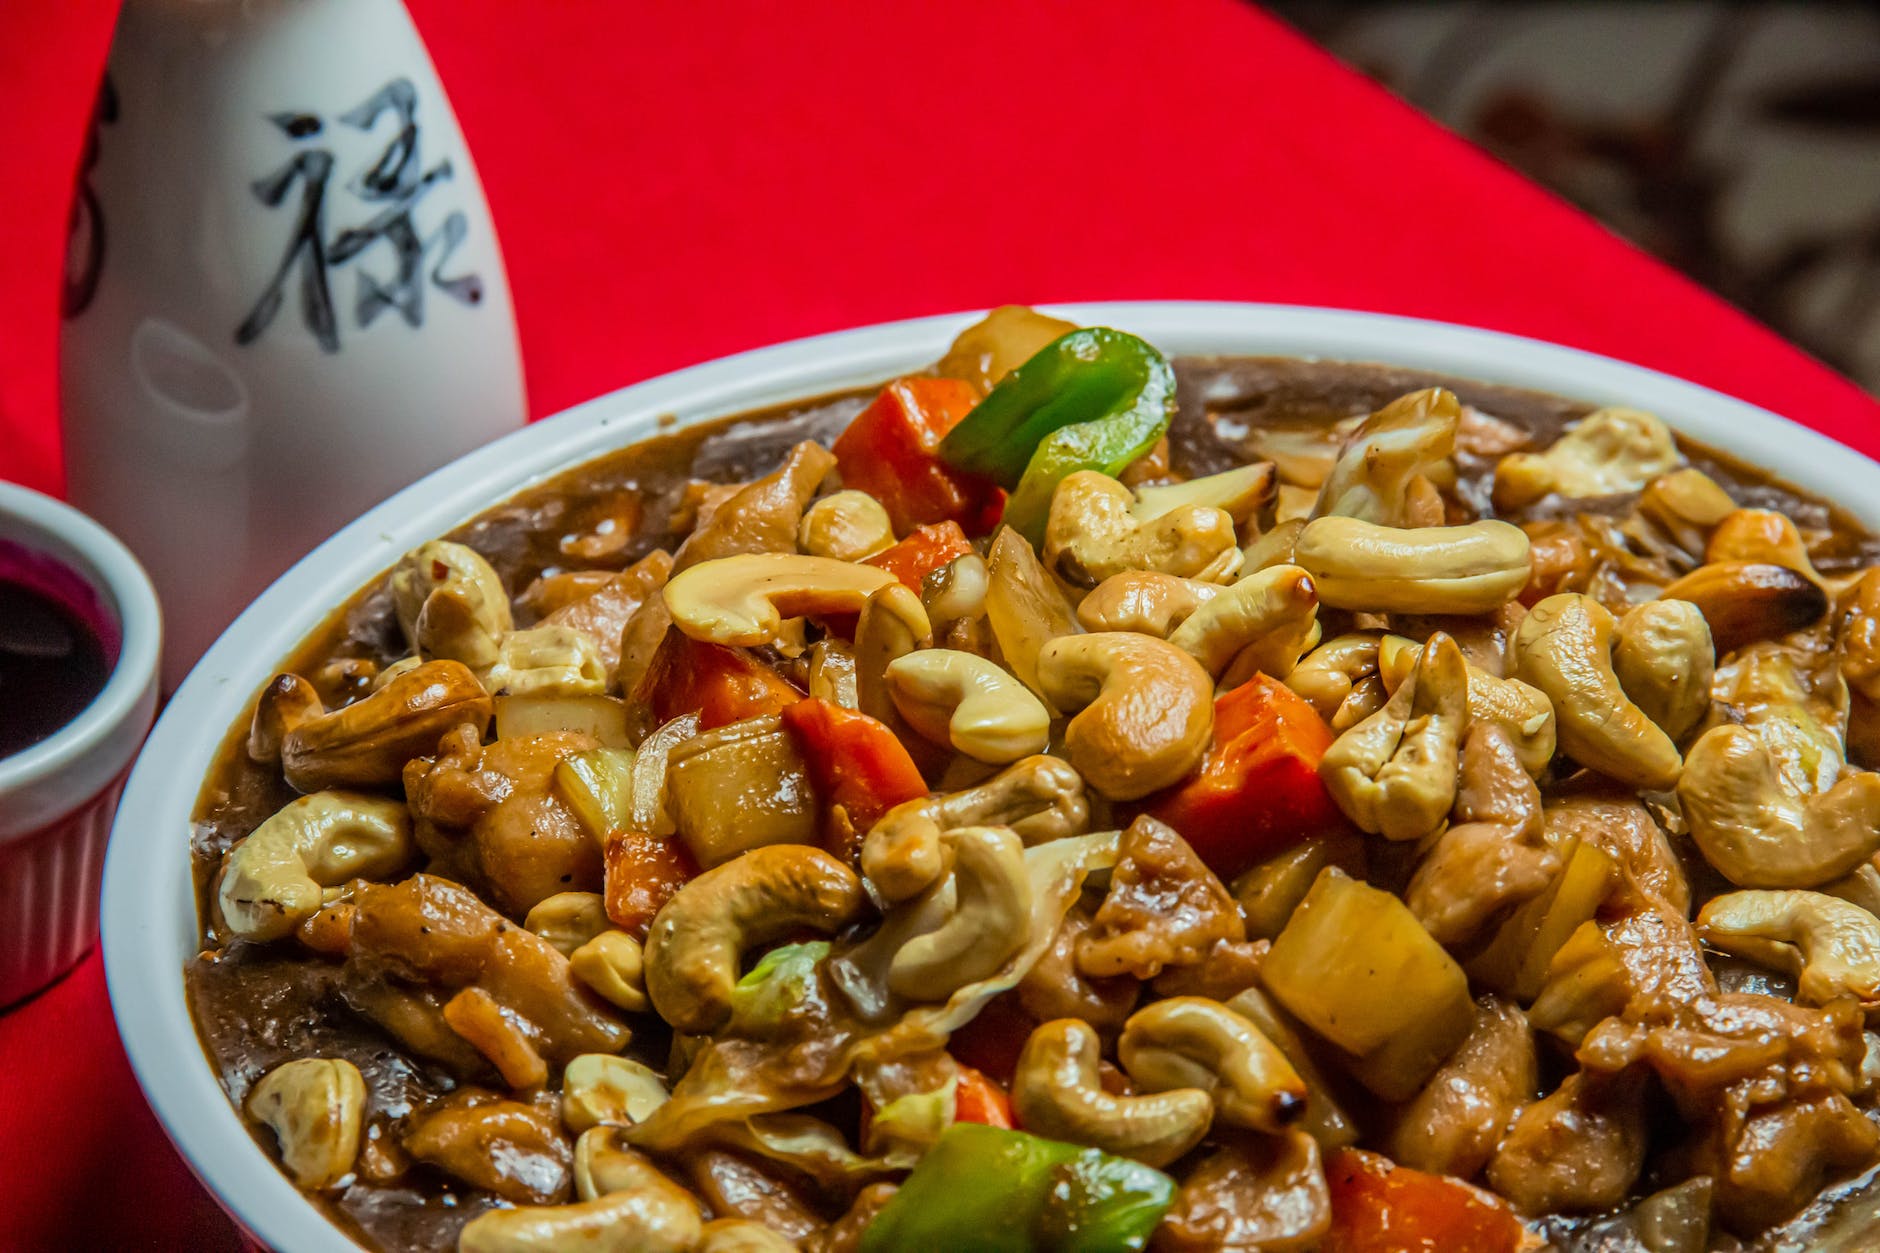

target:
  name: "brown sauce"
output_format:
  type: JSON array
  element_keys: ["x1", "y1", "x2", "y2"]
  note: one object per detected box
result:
[{"x1": 184, "y1": 356, "x2": 1880, "y2": 1251}]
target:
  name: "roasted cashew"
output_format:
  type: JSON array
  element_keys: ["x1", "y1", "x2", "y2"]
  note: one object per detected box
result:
[
  {"x1": 662, "y1": 552, "x2": 897, "y2": 647},
  {"x1": 277, "y1": 659, "x2": 492, "y2": 792},
  {"x1": 1295, "y1": 517, "x2": 1531, "y2": 615},
  {"x1": 1118, "y1": 997, "x2": 1306, "y2": 1135},
  {"x1": 1012, "y1": 1018, "x2": 1213, "y2": 1168},
  {"x1": 1037, "y1": 633, "x2": 1215, "y2": 801},
  {"x1": 524, "y1": 891, "x2": 612, "y2": 956},
  {"x1": 888, "y1": 825, "x2": 1033, "y2": 1001},
  {"x1": 1492, "y1": 406, "x2": 1681, "y2": 510},
  {"x1": 569, "y1": 930, "x2": 649, "y2": 1013},
  {"x1": 798, "y1": 489, "x2": 894, "y2": 561},
  {"x1": 886, "y1": 649, "x2": 1049, "y2": 763},
  {"x1": 860, "y1": 755, "x2": 1088, "y2": 902},
  {"x1": 1320, "y1": 632, "x2": 1468, "y2": 841},
  {"x1": 1168, "y1": 563, "x2": 1319, "y2": 682},
  {"x1": 1311, "y1": 388, "x2": 1458, "y2": 525},
  {"x1": 562, "y1": 1054, "x2": 670, "y2": 1133},
  {"x1": 923, "y1": 552, "x2": 989, "y2": 629},
  {"x1": 1077, "y1": 572, "x2": 1222, "y2": 637},
  {"x1": 855, "y1": 582, "x2": 933, "y2": 729},
  {"x1": 1286, "y1": 632, "x2": 1382, "y2": 724},
  {"x1": 1376, "y1": 635, "x2": 1556, "y2": 777},
  {"x1": 244, "y1": 1058, "x2": 366, "y2": 1190},
  {"x1": 1658, "y1": 561, "x2": 1828, "y2": 657},
  {"x1": 218, "y1": 792, "x2": 412, "y2": 942},
  {"x1": 1679, "y1": 724, "x2": 1880, "y2": 888},
  {"x1": 484, "y1": 624, "x2": 609, "y2": 698},
  {"x1": 1611, "y1": 599, "x2": 1714, "y2": 740},
  {"x1": 642, "y1": 844, "x2": 866, "y2": 1033},
  {"x1": 1706, "y1": 508, "x2": 1822, "y2": 580},
  {"x1": 461, "y1": 1133, "x2": 701, "y2": 1253},
  {"x1": 1638, "y1": 467, "x2": 1737, "y2": 558},
  {"x1": 1513, "y1": 593, "x2": 1682, "y2": 790},
  {"x1": 1131, "y1": 462, "x2": 1275, "y2": 527},
  {"x1": 1044, "y1": 471, "x2": 1239, "y2": 588},
  {"x1": 390, "y1": 540, "x2": 514, "y2": 671},
  {"x1": 1698, "y1": 891, "x2": 1880, "y2": 1013}
]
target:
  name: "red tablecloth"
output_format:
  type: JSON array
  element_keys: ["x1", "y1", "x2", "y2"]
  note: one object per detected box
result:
[{"x1": 3, "y1": 2, "x2": 1878, "y2": 1250}]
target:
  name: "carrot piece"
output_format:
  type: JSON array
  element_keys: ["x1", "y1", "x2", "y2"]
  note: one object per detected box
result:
[
  {"x1": 1321, "y1": 1148, "x2": 1527, "y2": 1253},
  {"x1": 833, "y1": 378, "x2": 999, "y2": 535},
  {"x1": 1148, "y1": 673, "x2": 1343, "y2": 881},
  {"x1": 780, "y1": 699, "x2": 928, "y2": 849},
  {"x1": 864, "y1": 521, "x2": 975, "y2": 592},
  {"x1": 643, "y1": 632, "x2": 802, "y2": 729},
  {"x1": 602, "y1": 829, "x2": 697, "y2": 938},
  {"x1": 946, "y1": 992, "x2": 1037, "y2": 1087},
  {"x1": 952, "y1": 1064, "x2": 1015, "y2": 1130}
]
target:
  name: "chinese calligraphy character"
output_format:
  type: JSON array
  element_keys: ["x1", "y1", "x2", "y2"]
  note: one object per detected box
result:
[
  {"x1": 235, "y1": 78, "x2": 482, "y2": 353},
  {"x1": 62, "y1": 73, "x2": 119, "y2": 319}
]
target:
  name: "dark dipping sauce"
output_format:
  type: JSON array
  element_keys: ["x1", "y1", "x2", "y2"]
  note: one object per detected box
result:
[
  {"x1": 0, "y1": 579, "x2": 110, "y2": 759},
  {"x1": 185, "y1": 356, "x2": 1880, "y2": 1251}
]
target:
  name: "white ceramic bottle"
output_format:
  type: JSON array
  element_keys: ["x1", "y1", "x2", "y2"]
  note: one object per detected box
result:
[{"x1": 60, "y1": 0, "x2": 526, "y2": 690}]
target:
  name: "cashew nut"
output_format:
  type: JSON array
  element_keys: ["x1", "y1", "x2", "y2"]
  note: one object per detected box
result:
[
  {"x1": 1037, "y1": 633, "x2": 1215, "y2": 801},
  {"x1": 1492, "y1": 407, "x2": 1681, "y2": 510},
  {"x1": 861, "y1": 755, "x2": 1088, "y2": 903},
  {"x1": 562, "y1": 1054, "x2": 670, "y2": 1133},
  {"x1": 390, "y1": 540, "x2": 514, "y2": 671},
  {"x1": 524, "y1": 891, "x2": 612, "y2": 956},
  {"x1": 1513, "y1": 593, "x2": 1682, "y2": 790},
  {"x1": 1286, "y1": 632, "x2": 1382, "y2": 725},
  {"x1": 1044, "y1": 471, "x2": 1239, "y2": 588},
  {"x1": 1638, "y1": 467, "x2": 1736, "y2": 558},
  {"x1": 663, "y1": 552, "x2": 897, "y2": 647},
  {"x1": 923, "y1": 552, "x2": 989, "y2": 629},
  {"x1": 888, "y1": 825, "x2": 1033, "y2": 1001},
  {"x1": 1168, "y1": 563, "x2": 1319, "y2": 681},
  {"x1": 1659, "y1": 560, "x2": 1828, "y2": 656},
  {"x1": 1376, "y1": 635, "x2": 1556, "y2": 777},
  {"x1": 1679, "y1": 724, "x2": 1880, "y2": 888},
  {"x1": 570, "y1": 930, "x2": 649, "y2": 1012},
  {"x1": 485, "y1": 624, "x2": 609, "y2": 698},
  {"x1": 244, "y1": 1058, "x2": 366, "y2": 1190},
  {"x1": 855, "y1": 582, "x2": 933, "y2": 729},
  {"x1": 461, "y1": 1133, "x2": 701, "y2": 1253},
  {"x1": 218, "y1": 792, "x2": 413, "y2": 942},
  {"x1": 276, "y1": 658, "x2": 492, "y2": 792},
  {"x1": 1295, "y1": 517, "x2": 1531, "y2": 615},
  {"x1": 1697, "y1": 891, "x2": 1880, "y2": 1014},
  {"x1": 642, "y1": 844, "x2": 865, "y2": 1033},
  {"x1": 1320, "y1": 631, "x2": 1468, "y2": 840},
  {"x1": 886, "y1": 649, "x2": 1050, "y2": 763},
  {"x1": 1611, "y1": 599, "x2": 1715, "y2": 740},
  {"x1": 1706, "y1": 508, "x2": 1822, "y2": 581},
  {"x1": 798, "y1": 490, "x2": 894, "y2": 561},
  {"x1": 1077, "y1": 571, "x2": 1222, "y2": 637},
  {"x1": 1118, "y1": 997, "x2": 1307, "y2": 1135},
  {"x1": 1131, "y1": 462, "x2": 1275, "y2": 527},
  {"x1": 1012, "y1": 1018, "x2": 1213, "y2": 1167},
  {"x1": 1312, "y1": 388, "x2": 1459, "y2": 526}
]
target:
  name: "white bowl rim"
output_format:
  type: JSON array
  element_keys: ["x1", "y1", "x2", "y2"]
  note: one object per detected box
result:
[
  {"x1": 101, "y1": 301, "x2": 1880, "y2": 1251},
  {"x1": 0, "y1": 480, "x2": 162, "y2": 839}
]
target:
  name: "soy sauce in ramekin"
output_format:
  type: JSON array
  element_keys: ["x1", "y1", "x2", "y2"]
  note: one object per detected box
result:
[{"x1": 0, "y1": 579, "x2": 110, "y2": 759}]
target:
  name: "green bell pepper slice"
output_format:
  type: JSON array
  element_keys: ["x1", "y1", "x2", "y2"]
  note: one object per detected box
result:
[
  {"x1": 857, "y1": 1122, "x2": 1175, "y2": 1253},
  {"x1": 936, "y1": 328, "x2": 1176, "y2": 541}
]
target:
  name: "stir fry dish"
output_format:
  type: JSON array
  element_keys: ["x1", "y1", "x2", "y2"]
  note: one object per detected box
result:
[{"x1": 190, "y1": 308, "x2": 1880, "y2": 1252}]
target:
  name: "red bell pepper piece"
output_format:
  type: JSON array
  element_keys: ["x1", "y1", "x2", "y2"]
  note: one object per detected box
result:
[
  {"x1": 833, "y1": 378, "x2": 999, "y2": 536},
  {"x1": 952, "y1": 1064, "x2": 1015, "y2": 1129},
  {"x1": 864, "y1": 521, "x2": 974, "y2": 592},
  {"x1": 1149, "y1": 673, "x2": 1342, "y2": 880},
  {"x1": 643, "y1": 633, "x2": 802, "y2": 729},
  {"x1": 1322, "y1": 1149, "x2": 1527, "y2": 1253},
  {"x1": 781, "y1": 698, "x2": 929, "y2": 850},
  {"x1": 602, "y1": 830, "x2": 698, "y2": 939},
  {"x1": 945, "y1": 991, "x2": 1036, "y2": 1087}
]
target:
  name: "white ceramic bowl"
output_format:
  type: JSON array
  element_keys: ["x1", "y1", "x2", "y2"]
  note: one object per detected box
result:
[{"x1": 102, "y1": 303, "x2": 1880, "y2": 1250}]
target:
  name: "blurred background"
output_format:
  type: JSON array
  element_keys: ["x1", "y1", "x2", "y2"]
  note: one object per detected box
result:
[{"x1": 1274, "y1": 1, "x2": 1880, "y2": 392}]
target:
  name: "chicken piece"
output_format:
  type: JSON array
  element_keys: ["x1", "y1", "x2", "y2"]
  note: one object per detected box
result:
[
  {"x1": 1405, "y1": 725, "x2": 1558, "y2": 948},
  {"x1": 405, "y1": 725, "x2": 603, "y2": 917},
  {"x1": 1485, "y1": 1070, "x2": 1649, "y2": 1216},
  {"x1": 537, "y1": 550, "x2": 673, "y2": 675},
  {"x1": 1544, "y1": 788, "x2": 1689, "y2": 914},
  {"x1": 336, "y1": 874, "x2": 631, "y2": 1084},
  {"x1": 1387, "y1": 997, "x2": 1538, "y2": 1180},
  {"x1": 673, "y1": 441, "x2": 836, "y2": 572},
  {"x1": 1076, "y1": 815, "x2": 1248, "y2": 981},
  {"x1": 402, "y1": 1088, "x2": 572, "y2": 1204},
  {"x1": 1152, "y1": 1129, "x2": 1330, "y2": 1253},
  {"x1": 1151, "y1": 936, "x2": 1270, "y2": 1003},
  {"x1": 1527, "y1": 902, "x2": 1717, "y2": 1049},
  {"x1": 1689, "y1": 1086, "x2": 1880, "y2": 1235},
  {"x1": 1018, "y1": 905, "x2": 1140, "y2": 1033}
]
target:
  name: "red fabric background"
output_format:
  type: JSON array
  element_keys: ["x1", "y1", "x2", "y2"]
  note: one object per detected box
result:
[{"x1": 1, "y1": 2, "x2": 1877, "y2": 1250}]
